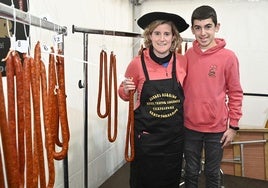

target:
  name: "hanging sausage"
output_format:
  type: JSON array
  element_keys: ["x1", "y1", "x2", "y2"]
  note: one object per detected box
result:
[
  {"x1": 97, "y1": 50, "x2": 109, "y2": 118},
  {"x1": 53, "y1": 49, "x2": 70, "y2": 160},
  {"x1": 31, "y1": 42, "x2": 46, "y2": 187},
  {"x1": 107, "y1": 52, "x2": 118, "y2": 142},
  {"x1": 13, "y1": 51, "x2": 26, "y2": 187},
  {"x1": 40, "y1": 47, "x2": 55, "y2": 187},
  {"x1": 124, "y1": 90, "x2": 135, "y2": 162},
  {"x1": 177, "y1": 44, "x2": 182, "y2": 54},
  {"x1": 0, "y1": 51, "x2": 20, "y2": 188},
  {"x1": 97, "y1": 50, "x2": 118, "y2": 142},
  {"x1": 23, "y1": 55, "x2": 35, "y2": 188},
  {"x1": 0, "y1": 41, "x2": 70, "y2": 187}
]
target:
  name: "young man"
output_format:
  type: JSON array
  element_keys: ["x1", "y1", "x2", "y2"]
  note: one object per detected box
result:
[{"x1": 183, "y1": 5, "x2": 243, "y2": 188}]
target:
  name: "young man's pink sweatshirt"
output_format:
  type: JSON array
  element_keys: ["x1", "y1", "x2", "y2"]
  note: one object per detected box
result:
[{"x1": 184, "y1": 38, "x2": 243, "y2": 133}]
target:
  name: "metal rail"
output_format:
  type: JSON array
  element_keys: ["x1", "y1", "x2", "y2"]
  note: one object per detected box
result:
[
  {"x1": 243, "y1": 93, "x2": 268, "y2": 97},
  {"x1": 222, "y1": 139, "x2": 267, "y2": 177},
  {"x1": 0, "y1": 3, "x2": 67, "y2": 35},
  {"x1": 72, "y1": 25, "x2": 194, "y2": 42}
]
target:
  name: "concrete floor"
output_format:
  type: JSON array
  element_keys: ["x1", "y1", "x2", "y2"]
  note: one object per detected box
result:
[{"x1": 100, "y1": 162, "x2": 268, "y2": 188}]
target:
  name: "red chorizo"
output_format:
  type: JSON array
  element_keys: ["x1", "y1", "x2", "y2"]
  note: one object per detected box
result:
[
  {"x1": 107, "y1": 52, "x2": 118, "y2": 142},
  {"x1": 6, "y1": 51, "x2": 18, "y2": 156},
  {"x1": 52, "y1": 88, "x2": 70, "y2": 160},
  {"x1": 0, "y1": 52, "x2": 20, "y2": 187},
  {"x1": 23, "y1": 55, "x2": 34, "y2": 188},
  {"x1": 56, "y1": 50, "x2": 66, "y2": 92},
  {"x1": 54, "y1": 51, "x2": 68, "y2": 147},
  {"x1": 177, "y1": 44, "x2": 182, "y2": 54},
  {"x1": 52, "y1": 50, "x2": 70, "y2": 160},
  {"x1": 97, "y1": 50, "x2": 109, "y2": 118},
  {"x1": 56, "y1": 50, "x2": 70, "y2": 143},
  {"x1": 13, "y1": 52, "x2": 25, "y2": 187},
  {"x1": 48, "y1": 48, "x2": 60, "y2": 149},
  {"x1": 32, "y1": 42, "x2": 46, "y2": 188},
  {"x1": 40, "y1": 58, "x2": 55, "y2": 187},
  {"x1": 125, "y1": 90, "x2": 135, "y2": 162}
]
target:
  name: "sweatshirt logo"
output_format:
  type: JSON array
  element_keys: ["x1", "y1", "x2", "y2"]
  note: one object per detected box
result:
[{"x1": 208, "y1": 65, "x2": 217, "y2": 77}]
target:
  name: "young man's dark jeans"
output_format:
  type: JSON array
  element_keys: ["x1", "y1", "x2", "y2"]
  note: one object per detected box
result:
[{"x1": 184, "y1": 128, "x2": 224, "y2": 188}]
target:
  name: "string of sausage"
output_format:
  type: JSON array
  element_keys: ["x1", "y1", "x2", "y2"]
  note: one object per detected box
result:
[
  {"x1": 52, "y1": 49, "x2": 70, "y2": 160},
  {"x1": 23, "y1": 55, "x2": 34, "y2": 188},
  {"x1": 48, "y1": 47, "x2": 60, "y2": 151},
  {"x1": 18, "y1": 2, "x2": 29, "y2": 182},
  {"x1": 32, "y1": 42, "x2": 46, "y2": 188},
  {"x1": 177, "y1": 42, "x2": 188, "y2": 54},
  {"x1": 124, "y1": 90, "x2": 135, "y2": 162},
  {"x1": 40, "y1": 50, "x2": 55, "y2": 187},
  {"x1": 34, "y1": 44, "x2": 69, "y2": 186},
  {"x1": 0, "y1": 52, "x2": 20, "y2": 187},
  {"x1": 0, "y1": 43, "x2": 69, "y2": 187},
  {"x1": 13, "y1": 51, "x2": 26, "y2": 188},
  {"x1": 30, "y1": 43, "x2": 70, "y2": 186},
  {"x1": 17, "y1": 0, "x2": 28, "y2": 183},
  {"x1": 107, "y1": 52, "x2": 118, "y2": 142},
  {"x1": 177, "y1": 44, "x2": 182, "y2": 54},
  {"x1": 97, "y1": 50, "x2": 109, "y2": 118},
  {"x1": 97, "y1": 50, "x2": 118, "y2": 142}
]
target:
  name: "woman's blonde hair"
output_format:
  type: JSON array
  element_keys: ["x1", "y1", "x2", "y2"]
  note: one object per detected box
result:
[{"x1": 142, "y1": 20, "x2": 182, "y2": 52}]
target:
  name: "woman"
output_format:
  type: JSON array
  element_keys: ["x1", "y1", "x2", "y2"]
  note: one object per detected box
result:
[{"x1": 118, "y1": 12, "x2": 189, "y2": 188}]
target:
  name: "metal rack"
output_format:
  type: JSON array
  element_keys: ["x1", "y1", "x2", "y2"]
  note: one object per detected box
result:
[
  {"x1": 224, "y1": 93, "x2": 268, "y2": 175},
  {"x1": 222, "y1": 139, "x2": 267, "y2": 177},
  {"x1": 243, "y1": 93, "x2": 268, "y2": 97},
  {"x1": 72, "y1": 25, "x2": 194, "y2": 42},
  {"x1": 0, "y1": 2, "x2": 67, "y2": 35}
]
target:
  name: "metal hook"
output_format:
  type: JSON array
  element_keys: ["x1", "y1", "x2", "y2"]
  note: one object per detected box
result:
[{"x1": 78, "y1": 80, "x2": 85, "y2": 88}]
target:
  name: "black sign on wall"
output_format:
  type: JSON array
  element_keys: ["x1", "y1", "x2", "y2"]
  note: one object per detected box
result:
[{"x1": 0, "y1": 0, "x2": 29, "y2": 76}]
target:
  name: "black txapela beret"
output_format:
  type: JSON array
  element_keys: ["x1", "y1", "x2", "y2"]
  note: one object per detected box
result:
[{"x1": 137, "y1": 12, "x2": 189, "y2": 33}]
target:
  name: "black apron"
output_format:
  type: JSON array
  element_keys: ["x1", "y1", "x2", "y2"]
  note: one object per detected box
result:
[{"x1": 130, "y1": 52, "x2": 184, "y2": 188}]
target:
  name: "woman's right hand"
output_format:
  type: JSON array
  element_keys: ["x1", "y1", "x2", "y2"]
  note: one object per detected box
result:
[{"x1": 123, "y1": 77, "x2": 135, "y2": 95}]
